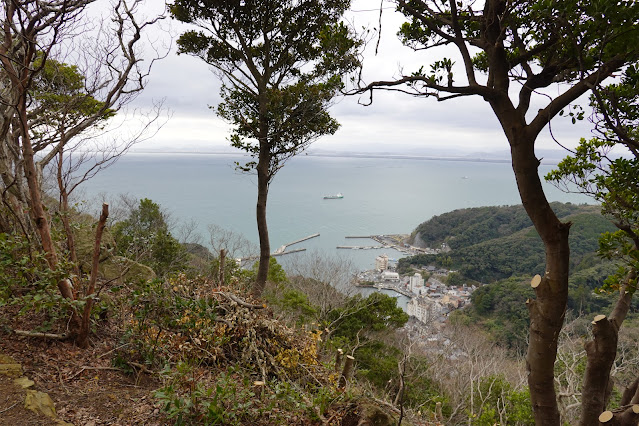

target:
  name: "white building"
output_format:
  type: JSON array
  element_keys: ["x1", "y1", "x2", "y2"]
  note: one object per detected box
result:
[
  {"x1": 381, "y1": 271, "x2": 400, "y2": 282},
  {"x1": 375, "y1": 254, "x2": 389, "y2": 271},
  {"x1": 406, "y1": 297, "x2": 443, "y2": 323},
  {"x1": 409, "y1": 272, "x2": 424, "y2": 292}
]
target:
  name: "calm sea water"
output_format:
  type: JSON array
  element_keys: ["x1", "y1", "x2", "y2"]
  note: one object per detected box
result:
[{"x1": 79, "y1": 153, "x2": 591, "y2": 272}]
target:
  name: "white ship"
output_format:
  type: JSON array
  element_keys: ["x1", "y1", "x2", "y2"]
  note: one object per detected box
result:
[{"x1": 323, "y1": 193, "x2": 344, "y2": 199}]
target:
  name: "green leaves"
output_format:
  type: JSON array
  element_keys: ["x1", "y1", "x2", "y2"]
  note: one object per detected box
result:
[
  {"x1": 113, "y1": 199, "x2": 188, "y2": 277},
  {"x1": 397, "y1": 0, "x2": 639, "y2": 88},
  {"x1": 220, "y1": 80, "x2": 341, "y2": 177},
  {"x1": 330, "y1": 292, "x2": 409, "y2": 340},
  {"x1": 559, "y1": 105, "x2": 585, "y2": 125},
  {"x1": 548, "y1": 59, "x2": 639, "y2": 298},
  {"x1": 0, "y1": 232, "x2": 74, "y2": 330},
  {"x1": 171, "y1": 0, "x2": 360, "y2": 179},
  {"x1": 30, "y1": 55, "x2": 114, "y2": 129}
]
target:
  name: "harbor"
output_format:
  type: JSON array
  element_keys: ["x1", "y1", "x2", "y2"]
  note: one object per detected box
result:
[{"x1": 337, "y1": 234, "x2": 436, "y2": 256}]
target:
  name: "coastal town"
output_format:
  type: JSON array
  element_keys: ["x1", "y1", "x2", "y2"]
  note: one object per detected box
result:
[
  {"x1": 265, "y1": 231, "x2": 476, "y2": 324},
  {"x1": 350, "y1": 235, "x2": 476, "y2": 324}
]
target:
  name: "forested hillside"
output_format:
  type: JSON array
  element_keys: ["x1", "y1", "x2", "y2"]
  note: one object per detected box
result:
[
  {"x1": 411, "y1": 202, "x2": 596, "y2": 250},
  {"x1": 401, "y1": 203, "x2": 617, "y2": 283},
  {"x1": 3, "y1": 0, "x2": 639, "y2": 424},
  {"x1": 404, "y1": 203, "x2": 628, "y2": 352}
]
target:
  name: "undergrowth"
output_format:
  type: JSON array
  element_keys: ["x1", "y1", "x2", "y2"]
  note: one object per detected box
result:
[{"x1": 117, "y1": 274, "x2": 354, "y2": 425}]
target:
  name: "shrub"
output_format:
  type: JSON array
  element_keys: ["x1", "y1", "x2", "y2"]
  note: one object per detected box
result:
[
  {"x1": 0, "y1": 232, "x2": 75, "y2": 331},
  {"x1": 113, "y1": 198, "x2": 188, "y2": 276}
]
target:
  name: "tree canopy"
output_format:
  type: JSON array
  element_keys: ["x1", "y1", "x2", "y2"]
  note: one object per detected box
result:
[
  {"x1": 358, "y1": 1, "x2": 639, "y2": 423},
  {"x1": 171, "y1": 0, "x2": 360, "y2": 181},
  {"x1": 170, "y1": 0, "x2": 361, "y2": 295},
  {"x1": 547, "y1": 62, "x2": 639, "y2": 424},
  {"x1": 113, "y1": 199, "x2": 187, "y2": 277}
]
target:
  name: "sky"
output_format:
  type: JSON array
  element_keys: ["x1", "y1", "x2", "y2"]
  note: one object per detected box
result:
[{"x1": 100, "y1": 0, "x2": 597, "y2": 161}]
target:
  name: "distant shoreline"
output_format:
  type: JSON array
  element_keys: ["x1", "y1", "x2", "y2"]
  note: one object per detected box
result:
[
  {"x1": 66, "y1": 148, "x2": 573, "y2": 165},
  {"x1": 119, "y1": 150, "x2": 527, "y2": 164}
]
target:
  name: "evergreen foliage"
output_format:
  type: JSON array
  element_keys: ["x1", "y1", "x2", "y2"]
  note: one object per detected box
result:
[
  {"x1": 400, "y1": 203, "x2": 617, "y2": 282},
  {"x1": 112, "y1": 198, "x2": 188, "y2": 277},
  {"x1": 169, "y1": 0, "x2": 361, "y2": 295}
]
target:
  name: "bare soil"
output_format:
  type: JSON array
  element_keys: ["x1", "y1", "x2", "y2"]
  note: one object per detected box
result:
[{"x1": 0, "y1": 311, "x2": 166, "y2": 425}]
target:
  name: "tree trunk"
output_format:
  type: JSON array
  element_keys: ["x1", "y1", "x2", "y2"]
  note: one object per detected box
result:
[
  {"x1": 580, "y1": 271, "x2": 636, "y2": 426},
  {"x1": 510, "y1": 131, "x2": 570, "y2": 426},
  {"x1": 218, "y1": 248, "x2": 226, "y2": 286},
  {"x1": 580, "y1": 317, "x2": 618, "y2": 426},
  {"x1": 598, "y1": 406, "x2": 639, "y2": 425},
  {"x1": 18, "y1": 101, "x2": 77, "y2": 307},
  {"x1": 339, "y1": 355, "x2": 355, "y2": 388},
  {"x1": 253, "y1": 127, "x2": 271, "y2": 297},
  {"x1": 57, "y1": 149, "x2": 81, "y2": 283},
  {"x1": 13, "y1": 70, "x2": 80, "y2": 331},
  {"x1": 77, "y1": 203, "x2": 108, "y2": 349}
]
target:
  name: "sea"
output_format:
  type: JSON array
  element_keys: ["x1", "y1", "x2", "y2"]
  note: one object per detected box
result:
[{"x1": 77, "y1": 152, "x2": 592, "y2": 307}]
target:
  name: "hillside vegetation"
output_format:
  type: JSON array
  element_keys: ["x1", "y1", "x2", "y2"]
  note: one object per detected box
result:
[
  {"x1": 403, "y1": 203, "x2": 628, "y2": 351},
  {"x1": 403, "y1": 203, "x2": 616, "y2": 283},
  {"x1": 6, "y1": 197, "x2": 531, "y2": 425}
]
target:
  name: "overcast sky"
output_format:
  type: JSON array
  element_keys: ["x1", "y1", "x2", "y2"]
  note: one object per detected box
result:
[{"x1": 112, "y1": 0, "x2": 596, "y2": 160}]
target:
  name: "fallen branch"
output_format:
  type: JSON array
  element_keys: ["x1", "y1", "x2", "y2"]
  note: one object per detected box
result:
[
  {"x1": 128, "y1": 361, "x2": 154, "y2": 375},
  {"x1": 372, "y1": 397, "x2": 401, "y2": 415},
  {"x1": 97, "y1": 343, "x2": 132, "y2": 359},
  {"x1": 68, "y1": 365, "x2": 122, "y2": 381},
  {"x1": 212, "y1": 291, "x2": 265, "y2": 309},
  {"x1": 0, "y1": 402, "x2": 19, "y2": 415},
  {"x1": 13, "y1": 329, "x2": 69, "y2": 340},
  {"x1": 68, "y1": 361, "x2": 154, "y2": 381}
]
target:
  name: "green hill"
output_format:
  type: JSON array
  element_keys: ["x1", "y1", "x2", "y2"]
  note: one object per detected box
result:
[
  {"x1": 401, "y1": 203, "x2": 616, "y2": 283},
  {"x1": 410, "y1": 202, "x2": 587, "y2": 250},
  {"x1": 404, "y1": 203, "x2": 625, "y2": 351}
]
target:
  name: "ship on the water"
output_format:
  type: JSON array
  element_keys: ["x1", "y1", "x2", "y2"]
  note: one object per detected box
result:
[{"x1": 323, "y1": 193, "x2": 344, "y2": 199}]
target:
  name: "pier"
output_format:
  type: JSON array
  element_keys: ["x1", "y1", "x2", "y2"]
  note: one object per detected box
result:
[
  {"x1": 376, "y1": 284, "x2": 413, "y2": 298},
  {"x1": 273, "y1": 233, "x2": 320, "y2": 255},
  {"x1": 336, "y1": 245, "x2": 384, "y2": 250},
  {"x1": 237, "y1": 233, "x2": 319, "y2": 263},
  {"x1": 354, "y1": 282, "x2": 413, "y2": 298},
  {"x1": 345, "y1": 235, "x2": 374, "y2": 239},
  {"x1": 272, "y1": 248, "x2": 306, "y2": 257},
  {"x1": 286, "y1": 233, "x2": 320, "y2": 247}
]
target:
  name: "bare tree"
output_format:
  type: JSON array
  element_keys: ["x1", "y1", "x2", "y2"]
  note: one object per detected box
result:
[
  {"x1": 425, "y1": 323, "x2": 527, "y2": 424},
  {"x1": 207, "y1": 223, "x2": 257, "y2": 261},
  {"x1": 283, "y1": 250, "x2": 358, "y2": 315},
  {"x1": 0, "y1": 0, "x2": 166, "y2": 343}
]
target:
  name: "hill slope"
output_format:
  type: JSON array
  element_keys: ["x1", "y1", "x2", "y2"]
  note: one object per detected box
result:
[{"x1": 402, "y1": 203, "x2": 616, "y2": 283}]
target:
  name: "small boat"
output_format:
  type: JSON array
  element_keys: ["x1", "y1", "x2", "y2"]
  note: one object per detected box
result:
[{"x1": 323, "y1": 193, "x2": 344, "y2": 199}]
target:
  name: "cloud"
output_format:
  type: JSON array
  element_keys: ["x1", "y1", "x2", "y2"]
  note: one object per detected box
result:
[{"x1": 117, "y1": 0, "x2": 593, "y2": 157}]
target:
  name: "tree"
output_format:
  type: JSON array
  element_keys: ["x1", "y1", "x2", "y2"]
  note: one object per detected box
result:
[
  {"x1": 284, "y1": 250, "x2": 358, "y2": 317},
  {"x1": 0, "y1": 0, "x2": 91, "y2": 302},
  {"x1": 113, "y1": 198, "x2": 188, "y2": 277},
  {"x1": 170, "y1": 0, "x2": 361, "y2": 296},
  {"x1": 548, "y1": 64, "x2": 639, "y2": 424},
  {"x1": 425, "y1": 322, "x2": 530, "y2": 424},
  {"x1": 358, "y1": 2, "x2": 639, "y2": 423},
  {"x1": 0, "y1": 0, "x2": 165, "y2": 343}
]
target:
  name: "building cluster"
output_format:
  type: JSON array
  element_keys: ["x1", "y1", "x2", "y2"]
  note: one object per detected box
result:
[
  {"x1": 405, "y1": 277, "x2": 474, "y2": 323},
  {"x1": 367, "y1": 254, "x2": 476, "y2": 324}
]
